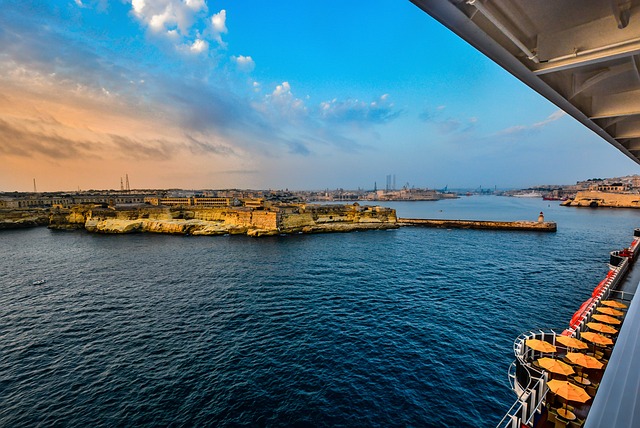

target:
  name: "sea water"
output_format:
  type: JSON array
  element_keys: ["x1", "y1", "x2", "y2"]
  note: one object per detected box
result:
[{"x1": 1, "y1": 196, "x2": 638, "y2": 427}]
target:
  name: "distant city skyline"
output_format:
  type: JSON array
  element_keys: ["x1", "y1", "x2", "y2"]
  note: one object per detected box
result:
[{"x1": 1, "y1": 1, "x2": 638, "y2": 193}]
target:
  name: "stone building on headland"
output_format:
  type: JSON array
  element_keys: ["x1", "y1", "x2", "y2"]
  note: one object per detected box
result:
[
  {"x1": 0, "y1": 190, "x2": 398, "y2": 236},
  {"x1": 0, "y1": 193, "x2": 148, "y2": 208},
  {"x1": 45, "y1": 202, "x2": 398, "y2": 237},
  {"x1": 145, "y1": 196, "x2": 232, "y2": 207},
  {"x1": 562, "y1": 191, "x2": 640, "y2": 208}
]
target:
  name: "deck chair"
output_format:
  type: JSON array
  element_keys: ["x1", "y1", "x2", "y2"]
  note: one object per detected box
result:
[{"x1": 569, "y1": 418, "x2": 585, "y2": 428}]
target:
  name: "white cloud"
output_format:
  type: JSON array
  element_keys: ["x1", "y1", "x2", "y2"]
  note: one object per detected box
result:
[
  {"x1": 496, "y1": 109, "x2": 567, "y2": 137},
  {"x1": 263, "y1": 81, "x2": 307, "y2": 116},
  {"x1": 319, "y1": 94, "x2": 400, "y2": 124},
  {"x1": 149, "y1": 7, "x2": 175, "y2": 32},
  {"x1": 167, "y1": 29, "x2": 179, "y2": 39},
  {"x1": 211, "y1": 9, "x2": 227, "y2": 33},
  {"x1": 273, "y1": 82, "x2": 291, "y2": 98},
  {"x1": 190, "y1": 38, "x2": 208, "y2": 54},
  {"x1": 419, "y1": 105, "x2": 477, "y2": 135},
  {"x1": 129, "y1": 0, "x2": 216, "y2": 50},
  {"x1": 185, "y1": 0, "x2": 206, "y2": 11},
  {"x1": 210, "y1": 9, "x2": 228, "y2": 46},
  {"x1": 533, "y1": 109, "x2": 566, "y2": 127},
  {"x1": 232, "y1": 55, "x2": 255, "y2": 72},
  {"x1": 132, "y1": 0, "x2": 145, "y2": 14}
]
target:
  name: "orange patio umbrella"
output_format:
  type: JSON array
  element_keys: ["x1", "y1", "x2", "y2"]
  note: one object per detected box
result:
[
  {"x1": 537, "y1": 357, "x2": 575, "y2": 376},
  {"x1": 600, "y1": 300, "x2": 627, "y2": 309},
  {"x1": 547, "y1": 380, "x2": 591, "y2": 401},
  {"x1": 586, "y1": 322, "x2": 618, "y2": 335},
  {"x1": 596, "y1": 306, "x2": 624, "y2": 317},
  {"x1": 565, "y1": 352, "x2": 604, "y2": 370},
  {"x1": 592, "y1": 314, "x2": 622, "y2": 325},
  {"x1": 581, "y1": 332, "x2": 614, "y2": 346},
  {"x1": 547, "y1": 379, "x2": 591, "y2": 415},
  {"x1": 526, "y1": 338, "x2": 557, "y2": 353},
  {"x1": 555, "y1": 335, "x2": 588, "y2": 350}
]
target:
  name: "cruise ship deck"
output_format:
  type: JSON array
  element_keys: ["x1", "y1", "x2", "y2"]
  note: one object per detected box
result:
[
  {"x1": 584, "y1": 268, "x2": 640, "y2": 428},
  {"x1": 409, "y1": 2, "x2": 640, "y2": 426},
  {"x1": 410, "y1": 0, "x2": 640, "y2": 166}
]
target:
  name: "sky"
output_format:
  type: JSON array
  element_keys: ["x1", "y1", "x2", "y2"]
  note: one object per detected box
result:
[{"x1": 1, "y1": 0, "x2": 638, "y2": 192}]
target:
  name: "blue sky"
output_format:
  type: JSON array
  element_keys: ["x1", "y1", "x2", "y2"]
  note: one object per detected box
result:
[{"x1": 0, "y1": 0, "x2": 637, "y2": 191}]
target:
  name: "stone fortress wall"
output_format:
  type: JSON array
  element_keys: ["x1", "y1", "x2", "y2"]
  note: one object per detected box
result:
[
  {"x1": 44, "y1": 203, "x2": 398, "y2": 237},
  {"x1": 562, "y1": 191, "x2": 640, "y2": 208}
]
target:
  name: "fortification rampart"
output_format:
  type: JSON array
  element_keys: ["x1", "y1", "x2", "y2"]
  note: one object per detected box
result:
[
  {"x1": 43, "y1": 204, "x2": 398, "y2": 236},
  {"x1": 563, "y1": 191, "x2": 640, "y2": 208},
  {"x1": 0, "y1": 208, "x2": 50, "y2": 230}
]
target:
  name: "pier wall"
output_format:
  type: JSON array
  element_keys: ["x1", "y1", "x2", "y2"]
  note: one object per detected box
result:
[{"x1": 399, "y1": 218, "x2": 556, "y2": 232}]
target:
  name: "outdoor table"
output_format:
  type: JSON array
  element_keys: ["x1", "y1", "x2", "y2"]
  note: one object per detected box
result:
[
  {"x1": 557, "y1": 408, "x2": 577, "y2": 421},
  {"x1": 572, "y1": 376, "x2": 591, "y2": 386}
]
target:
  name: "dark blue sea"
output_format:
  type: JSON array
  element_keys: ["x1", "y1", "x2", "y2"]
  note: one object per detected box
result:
[{"x1": 1, "y1": 196, "x2": 638, "y2": 427}]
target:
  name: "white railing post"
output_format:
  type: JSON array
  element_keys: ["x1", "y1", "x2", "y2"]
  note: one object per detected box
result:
[
  {"x1": 520, "y1": 390, "x2": 529, "y2": 423},
  {"x1": 509, "y1": 415, "x2": 519, "y2": 428},
  {"x1": 511, "y1": 415, "x2": 520, "y2": 428},
  {"x1": 528, "y1": 388, "x2": 536, "y2": 422}
]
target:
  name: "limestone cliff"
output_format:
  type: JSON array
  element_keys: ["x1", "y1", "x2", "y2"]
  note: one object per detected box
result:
[
  {"x1": 49, "y1": 206, "x2": 92, "y2": 230},
  {"x1": 0, "y1": 209, "x2": 49, "y2": 230},
  {"x1": 278, "y1": 204, "x2": 398, "y2": 235},
  {"x1": 562, "y1": 191, "x2": 640, "y2": 208},
  {"x1": 48, "y1": 204, "x2": 398, "y2": 237}
]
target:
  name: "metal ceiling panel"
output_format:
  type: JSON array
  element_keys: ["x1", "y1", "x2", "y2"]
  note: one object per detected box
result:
[{"x1": 410, "y1": 0, "x2": 640, "y2": 165}]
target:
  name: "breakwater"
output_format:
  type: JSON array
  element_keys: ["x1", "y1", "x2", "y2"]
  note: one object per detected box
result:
[
  {"x1": 0, "y1": 206, "x2": 559, "y2": 234},
  {"x1": 399, "y1": 218, "x2": 557, "y2": 232}
]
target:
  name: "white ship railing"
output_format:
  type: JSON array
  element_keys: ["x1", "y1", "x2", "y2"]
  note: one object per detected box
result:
[
  {"x1": 497, "y1": 290, "x2": 634, "y2": 427},
  {"x1": 497, "y1": 235, "x2": 639, "y2": 427},
  {"x1": 496, "y1": 329, "x2": 553, "y2": 428}
]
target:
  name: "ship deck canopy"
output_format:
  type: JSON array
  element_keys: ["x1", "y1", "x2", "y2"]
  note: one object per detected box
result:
[{"x1": 410, "y1": 0, "x2": 640, "y2": 165}]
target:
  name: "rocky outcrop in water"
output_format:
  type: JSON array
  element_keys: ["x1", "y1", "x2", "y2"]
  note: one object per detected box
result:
[
  {"x1": 0, "y1": 209, "x2": 50, "y2": 230},
  {"x1": 47, "y1": 204, "x2": 398, "y2": 237},
  {"x1": 562, "y1": 191, "x2": 640, "y2": 208}
]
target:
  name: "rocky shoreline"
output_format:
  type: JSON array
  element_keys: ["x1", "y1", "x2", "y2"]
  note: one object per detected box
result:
[
  {"x1": 562, "y1": 191, "x2": 640, "y2": 208},
  {"x1": 2, "y1": 204, "x2": 399, "y2": 237},
  {"x1": 0, "y1": 209, "x2": 50, "y2": 230}
]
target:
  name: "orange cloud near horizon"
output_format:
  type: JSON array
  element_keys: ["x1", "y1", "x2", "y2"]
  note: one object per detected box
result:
[{"x1": 0, "y1": 72, "x2": 260, "y2": 192}]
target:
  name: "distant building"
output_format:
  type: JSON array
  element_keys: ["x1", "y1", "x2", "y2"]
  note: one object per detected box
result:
[
  {"x1": 193, "y1": 197, "x2": 231, "y2": 207},
  {"x1": 242, "y1": 198, "x2": 264, "y2": 208},
  {"x1": 595, "y1": 182, "x2": 630, "y2": 193},
  {"x1": 145, "y1": 197, "x2": 231, "y2": 207}
]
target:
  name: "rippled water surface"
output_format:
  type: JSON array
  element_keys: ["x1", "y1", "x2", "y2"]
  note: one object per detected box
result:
[{"x1": 1, "y1": 197, "x2": 638, "y2": 427}]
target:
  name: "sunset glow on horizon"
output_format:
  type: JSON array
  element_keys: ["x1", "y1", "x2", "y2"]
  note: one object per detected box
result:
[{"x1": 1, "y1": 0, "x2": 637, "y2": 192}]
